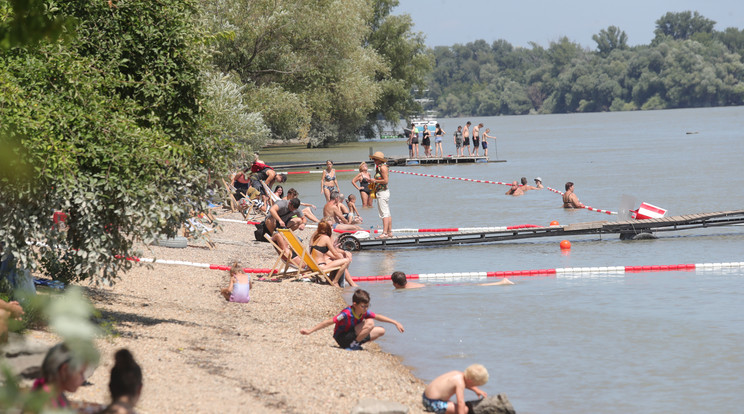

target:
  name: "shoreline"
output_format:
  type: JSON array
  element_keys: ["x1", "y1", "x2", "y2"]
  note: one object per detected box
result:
[{"x1": 34, "y1": 210, "x2": 427, "y2": 413}]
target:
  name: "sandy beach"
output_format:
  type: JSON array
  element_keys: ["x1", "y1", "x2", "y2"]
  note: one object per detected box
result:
[{"x1": 31, "y1": 210, "x2": 427, "y2": 413}]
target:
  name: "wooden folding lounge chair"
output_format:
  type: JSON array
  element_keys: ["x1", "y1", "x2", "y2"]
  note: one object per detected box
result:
[
  {"x1": 221, "y1": 178, "x2": 244, "y2": 217},
  {"x1": 264, "y1": 234, "x2": 301, "y2": 279},
  {"x1": 260, "y1": 180, "x2": 281, "y2": 207},
  {"x1": 277, "y1": 228, "x2": 340, "y2": 285},
  {"x1": 184, "y1": 216, "x2": 217, "y2": 249}
]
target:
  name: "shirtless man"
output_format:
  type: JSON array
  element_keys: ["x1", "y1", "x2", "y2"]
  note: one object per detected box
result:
[
  {"x1": 462, "y1": 121, "x2": 471, "y2": 156},
  {"x1": 472, "y1": 123, "x2": 482, "y2": 156},
  {"x1": 505, "y1": 181, "x2": 524, "y2": 196},
  {"x1": 323, "y1": 191, "x2": 361, "y2": 231},
  {"x1": 563, "y1": 181, "x2": 585, "y2": 208},
  {"x1": 520, "y1": 177, "x2": 537, "y2": 191}
]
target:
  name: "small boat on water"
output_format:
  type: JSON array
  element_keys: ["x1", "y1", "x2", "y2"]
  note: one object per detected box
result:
[{"x1": 403, "y1": 115, "x2": 437, "y2": 137}]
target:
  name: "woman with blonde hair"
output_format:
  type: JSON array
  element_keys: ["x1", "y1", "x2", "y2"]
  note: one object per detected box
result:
[
  {"x1": 351, "y1": 162, "x2": 373, "y2": 207},
  {"x1": 320, "y1": 160, "x2": 339, "y2": 202}
]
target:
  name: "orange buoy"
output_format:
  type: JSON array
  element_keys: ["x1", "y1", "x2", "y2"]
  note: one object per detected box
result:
[
  {"x1": 550, "y1": 220, "x2": 560, "y2": 226},
  {"x1": 560, "y1": 240, "x2": 571, "y2": 250}
]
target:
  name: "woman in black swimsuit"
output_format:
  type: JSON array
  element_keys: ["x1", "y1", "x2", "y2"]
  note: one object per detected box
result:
[
  {"x1": 309, "y1": 221, "x2": 353, "y2": 288},
  {"x1": 351, "y1": 162, "x2": 373, "y2": 207},
  {"x1": 422, "y1": 126, "x2": 432, "y2": 157}
]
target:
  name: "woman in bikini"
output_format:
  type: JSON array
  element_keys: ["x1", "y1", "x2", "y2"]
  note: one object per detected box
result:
[
  {"x1": 309, "y1": 221, "x2": 351, "y2": 288},
  {"x1": 321, "y1": 160, "x2": 339, "y2": 202},
  {"x1": 434, "y1": 123, "x2": 445, "y2": 158},
  {"x1": 351, "y1": 162, "x2": 374, "y2": 207}
]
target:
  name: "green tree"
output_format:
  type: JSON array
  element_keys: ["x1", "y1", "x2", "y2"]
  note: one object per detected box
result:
[
  {"x1": 207, "y1": 0, "x2": 389, "y2": 145},
  {"x1": 654, "y1": 11, "x2": 715, "y2": 42},
  {"x1": 363, "y1": 0, "x2": 429, "y2": 136},
  {"x1": 1, "y1": 0, "x2": 231, "y2": 285},
  {"x1": 593, "y1": 26, "x2": 628, "y2": 57}
]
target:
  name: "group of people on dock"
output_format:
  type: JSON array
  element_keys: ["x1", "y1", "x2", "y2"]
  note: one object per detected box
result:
[{"x1": 409, "y1": 121, "x2": 496, "y2": 159}]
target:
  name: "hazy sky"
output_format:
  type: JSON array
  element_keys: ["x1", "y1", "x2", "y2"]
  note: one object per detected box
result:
[{"x1": 393, "y1": 1, "x2": 744, "y2": 49}]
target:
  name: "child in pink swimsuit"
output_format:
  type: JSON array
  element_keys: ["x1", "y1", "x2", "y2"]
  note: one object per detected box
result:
[{"x1": 220, "y1": 263, "x2": 252, "y2": 303}]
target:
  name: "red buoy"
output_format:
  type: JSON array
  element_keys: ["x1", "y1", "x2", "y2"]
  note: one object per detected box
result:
[{"x1": 560, "y1": 240, "x2": 571, "y2": 250}]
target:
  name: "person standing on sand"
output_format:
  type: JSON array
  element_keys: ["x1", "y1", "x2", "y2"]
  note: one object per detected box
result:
[
  {"x1": 462, "y1": 121, "x2": 471, "y2": 156},
  {"x1": 563, "y1": 181, "x2": 585, "y2": 208},
  {"x1": 300, "y1": 288, "x2": 404, "y2": 351},
  {"x1": 370, "y1": 151, "x2": 393, "y2": 238}
]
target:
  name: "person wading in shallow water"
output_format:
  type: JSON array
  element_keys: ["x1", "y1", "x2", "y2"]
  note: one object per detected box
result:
[{"x1": 562, "y1": 182, "x2": 585, "y2": 208}]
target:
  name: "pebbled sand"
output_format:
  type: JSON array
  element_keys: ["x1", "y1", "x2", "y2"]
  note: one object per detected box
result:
[{"x1": 47, "y1": 210, "x2": 426, "y2": 413}]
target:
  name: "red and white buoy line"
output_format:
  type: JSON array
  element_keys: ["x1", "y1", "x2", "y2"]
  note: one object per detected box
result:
[
  {"x1": 390, "y1": 169, "x2": 515, "y2": 186},
  {"x1": 118, "y1": 255, "x2": 744, "y2": 280},
  {"x1": 389, "y1": 170, "x2": 618, "y2": 215},
  {"x1": 545, "y1": 186, "x2": 617, "y2": 215},
  {"x1": 230, "y1": 219, "x2": 543, "y2": 233}
]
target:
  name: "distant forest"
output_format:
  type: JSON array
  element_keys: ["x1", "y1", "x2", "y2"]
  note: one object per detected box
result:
[{"x1": 423, "y1": 11, "x2": 744, "y2": 117}]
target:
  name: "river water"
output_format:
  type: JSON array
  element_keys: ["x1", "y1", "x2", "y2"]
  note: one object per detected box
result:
[{"x1": 260, "y1": 107, "x2": 744, "y2": 413}]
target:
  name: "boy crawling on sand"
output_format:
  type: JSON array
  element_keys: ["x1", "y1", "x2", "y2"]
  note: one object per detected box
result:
[
  {"x1": 423, "y1": 364, "x2": 488, "y2": 414},
  {"x1": 300, "y1": 289, "x2": 404, "y2": 350}
]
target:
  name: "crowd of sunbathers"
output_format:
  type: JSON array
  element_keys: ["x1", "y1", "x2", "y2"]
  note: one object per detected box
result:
[{"x1": 225, "y1": 156, "x2": 379, "y2": 291}]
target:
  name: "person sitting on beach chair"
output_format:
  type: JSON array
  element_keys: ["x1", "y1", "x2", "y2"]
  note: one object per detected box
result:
[
  {"x1": 300, "y1": 288, "x2": 404, "y2": 351},
  {"x1": 264, "y1": 198, "x2": 305, "y2": 235}
]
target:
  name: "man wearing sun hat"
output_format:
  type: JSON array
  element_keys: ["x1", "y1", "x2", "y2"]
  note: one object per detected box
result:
[{"x1": 369, "y1": 151, "x2": 392, "y2": 238}]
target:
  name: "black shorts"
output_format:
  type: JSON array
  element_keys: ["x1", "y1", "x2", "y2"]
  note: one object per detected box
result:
[
  {"x1": 473, "y1": 137, "x2": 480, "y2": 148},
  {"x1": 334, "y1": 330, "x2": 371, "y2": 349},
  {"x1": 463, "y1": 137, "x2": 470, "y2": 145}
]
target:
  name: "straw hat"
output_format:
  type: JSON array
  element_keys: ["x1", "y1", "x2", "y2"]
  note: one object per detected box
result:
[{"x1": 369, "y1": 151, "x2": 386, "y2": 162}]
